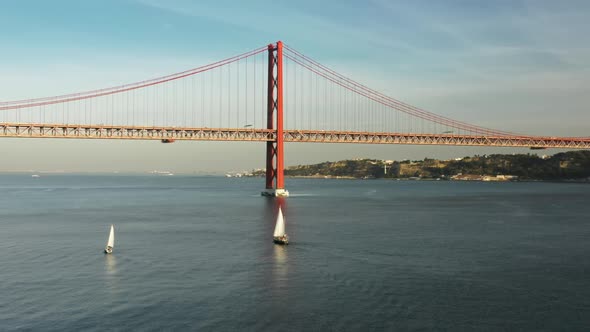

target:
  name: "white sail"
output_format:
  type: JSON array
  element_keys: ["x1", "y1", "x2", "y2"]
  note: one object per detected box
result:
[
  {"x1": 273, "y1": 207, "x2": 285, "y2": 237},
  {"x1": 107, "y1": 224, "x2": 115, "y2": 248}
]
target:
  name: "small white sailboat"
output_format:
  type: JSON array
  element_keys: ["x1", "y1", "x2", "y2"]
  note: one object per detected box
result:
[
  {"x1": 273, "y1": 207, "x2": 289, "y2": 245},
  {"x1": 104, "y1": 224, "x2": 115, "y2": 254}
]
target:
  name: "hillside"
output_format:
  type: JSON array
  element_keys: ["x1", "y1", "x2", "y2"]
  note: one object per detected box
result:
[{"x1": 282, "y1": 151, "x2": 590, "y2": 181}]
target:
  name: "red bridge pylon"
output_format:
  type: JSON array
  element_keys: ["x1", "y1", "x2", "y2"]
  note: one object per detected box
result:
[{"x1": 262, "y1": 41, "x2": 289, "y2": 197}]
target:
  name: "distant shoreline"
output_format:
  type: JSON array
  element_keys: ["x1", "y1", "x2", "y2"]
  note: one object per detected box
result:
[
  {"x1": 0, "y1": 172, "x2": 588, "y2": 183},
  {"x1": 284, "y1": 175, "x2": 590, "y2": 183},
  {"x1": 281, "y1": 151, "x2": 590, "y2": 182}
]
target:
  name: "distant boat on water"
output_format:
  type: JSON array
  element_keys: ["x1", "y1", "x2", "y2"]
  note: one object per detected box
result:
[
  {"x1": 31, "y1": 174, "x2": 40, "y2": 178},
  {"x1": 273, "y1": 207, "x2": 289, "y2": 245},
  {"x1": 150, "y1": 170, "x2": 174, "y2": 176},
  {"x1": 104, "y1": 225, "x2": 115, "y2": 254}
]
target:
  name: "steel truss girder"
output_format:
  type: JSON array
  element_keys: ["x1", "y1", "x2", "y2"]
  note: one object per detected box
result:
[
  {"x1": 1, "y1": 123, "x2": 589, "y2": 149},
  {"x1": 283, "y1": 130, "x2": 590, "y2": 148}
]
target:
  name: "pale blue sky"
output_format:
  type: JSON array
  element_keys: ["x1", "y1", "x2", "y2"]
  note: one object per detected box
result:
[{"x1": 0, "y1": 0, "x2": 588, "y2": 173}]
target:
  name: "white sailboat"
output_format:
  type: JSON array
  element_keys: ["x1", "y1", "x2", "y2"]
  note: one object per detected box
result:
[
  {"x1": 104, "y1": 224, "x2": 115, "y2": 254},
  {"x1": 273, "y1": 207, "x2": 289, "y2": 245}
]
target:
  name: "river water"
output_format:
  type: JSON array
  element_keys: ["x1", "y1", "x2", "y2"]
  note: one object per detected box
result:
[{"x1": 0, "y1": 175, "x2": 589, "y2": 331}]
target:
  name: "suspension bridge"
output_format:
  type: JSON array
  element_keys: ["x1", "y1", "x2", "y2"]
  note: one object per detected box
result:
[{"x1": 1, "y1": 41, "x2": 589, "y2": 196}]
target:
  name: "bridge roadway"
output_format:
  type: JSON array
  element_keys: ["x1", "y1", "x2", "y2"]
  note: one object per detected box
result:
[{"x1": 1, "y1": 122, "x2": 589, "y2": 149}]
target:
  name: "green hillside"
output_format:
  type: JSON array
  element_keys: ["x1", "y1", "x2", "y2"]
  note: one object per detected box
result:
[{"x1": 282, "y1": 151, "x2": 590, "y2": 181}]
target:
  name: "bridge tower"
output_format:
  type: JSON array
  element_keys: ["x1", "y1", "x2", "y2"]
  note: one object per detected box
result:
[{"x1": 261, "y1": 41, "x2": 289, "y2": 197}]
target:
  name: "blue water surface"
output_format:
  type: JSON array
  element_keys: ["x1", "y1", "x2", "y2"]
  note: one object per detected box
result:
[{"x1": 0, "y1": 175, "x2": 589, "y2": 331}]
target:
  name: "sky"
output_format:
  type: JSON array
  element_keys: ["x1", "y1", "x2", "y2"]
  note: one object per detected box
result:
[{"x1": 0, "y1": 0, "x2": 589, "y2": 173}]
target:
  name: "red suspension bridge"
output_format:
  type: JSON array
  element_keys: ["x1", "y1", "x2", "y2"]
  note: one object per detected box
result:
[{"x1": 1, "y1": 41, "x2": 589, "y2": 196}]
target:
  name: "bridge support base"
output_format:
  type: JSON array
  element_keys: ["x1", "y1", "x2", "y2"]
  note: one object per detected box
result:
[{"x1": 261, "y1": 188, "x2": 290, "y2": 197}]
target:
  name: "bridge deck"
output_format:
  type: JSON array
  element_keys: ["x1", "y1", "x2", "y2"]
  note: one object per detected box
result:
[{"x1": 1, "y1": 123, "x2": 589, "y2": 149}]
